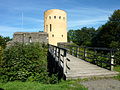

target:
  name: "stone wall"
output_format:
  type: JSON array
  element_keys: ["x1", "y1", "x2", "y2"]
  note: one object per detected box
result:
[{"x1": 7, "y1": 32, "x2": 48, "y2": 46}]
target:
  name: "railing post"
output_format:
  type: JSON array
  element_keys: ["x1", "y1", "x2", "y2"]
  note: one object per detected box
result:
[
  {"x1": 76, "y1": 47, "x2": 78, "y2": 57},
  {"x1": 70, "y1": 46, "x2": 72, "y2": 55},
  {"x1": 84, "y1": 47, "x2": 86, "y2": 60},
  {"x1": 72, "y1": 47, "x2": 74, "y2": 56},
  {"x1": 77, "y1": 47, "x2": 79, "y2": 58},
  {"x1": 94, "y1": 48, "x2": 97, "y2": 65},
  {"x1": 85, "y1": 48, "x2": 87, "y2": 58},
  {"x1": 55, "y1": 47, "x2": 57, "y2": 60},
  {"x1": 111, "y1": 55, "x2": 114, "y2": 71},
  {"x1": 63, "y1": 49, "x2": 67, "y2": 74},
  {"x1": 58, "y1": 48, "x2": 60, "y2": 64}
]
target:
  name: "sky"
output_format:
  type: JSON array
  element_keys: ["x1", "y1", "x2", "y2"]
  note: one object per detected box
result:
[{"x1": 0, "y1": 0, "x2": 120, "y2": 38}]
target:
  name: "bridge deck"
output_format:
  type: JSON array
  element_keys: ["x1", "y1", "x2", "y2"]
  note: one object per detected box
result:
[{"x1": 65, "y1": 54, "x2": 119, "y2": 79}]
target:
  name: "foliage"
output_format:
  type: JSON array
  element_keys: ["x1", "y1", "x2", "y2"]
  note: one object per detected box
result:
[
  {"x1": 0, "y1": 46, "x2": 3, "y2": 66},
  {"x1": 0, "y1": 80, "x2": 87, "y2": 90},
  {"x1": 67, "y1": 9, "x2": 120, "y2": 66},
  {"x1": 114, "y1": 49, "x2": 120, "y2": 65},
  {"x1": 0, "y1": 43, "x2": 58, "y2": 84},
  {"x1": 68, "y1": 9, "x2": 120, "y2": 48},
  {"x1": 92, "y1": 9, "x2": 120, "y2": 48},
  {"x1": 113, "y1": 65, "x2": 120, "y2": 80},
  {"x1": 114, "y1": 65, "x2": 120, "y2": 72},
  {"x1": 68, "y1": 27, "x2": 96, "y2": 46},
  {"x1": 110, "y1": 41, "x2": 119, "y2": 49},
  {"x1": 0, "y1": 35, "x2": 11, "y2": 49}
]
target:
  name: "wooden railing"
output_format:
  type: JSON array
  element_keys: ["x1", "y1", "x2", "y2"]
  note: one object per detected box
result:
[
  {"x1": 49, "y1": 44, "x2": 70, "y2": 74},
  {"x1": 58, "y1": 44, "x2": 116, "y2": 71}
]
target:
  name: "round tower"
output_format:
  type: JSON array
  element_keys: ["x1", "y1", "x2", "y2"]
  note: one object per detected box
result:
[{"x1": 44, "y1": 9, "x2": 67, "y2": 46}]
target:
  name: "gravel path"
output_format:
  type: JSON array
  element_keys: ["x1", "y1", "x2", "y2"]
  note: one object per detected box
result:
[{"x1": 80, "y1": 79, "x2": 120, "y2": 90}]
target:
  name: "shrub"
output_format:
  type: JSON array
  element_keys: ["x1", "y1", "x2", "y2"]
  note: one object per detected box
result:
[
  {"x1": 0, "y1": 46, "x2": 3, "y2": 65},
  {"x1": 115, "y1": 49, "x2": 120, "y2": 65},
  {"x1": 0, "y1": 43, "x2": 50, "y2": 83}
]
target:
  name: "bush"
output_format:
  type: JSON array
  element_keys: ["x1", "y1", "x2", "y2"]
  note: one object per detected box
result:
[
  {"x1": 115, "y1": 49, "x2": 120, "y2": 65},
  {"x1": 0, "y1": 46, "x2": 3, "y2": 65},
  {"x1": 0, "y1": 43, "x2": 50, "y2": 83}
]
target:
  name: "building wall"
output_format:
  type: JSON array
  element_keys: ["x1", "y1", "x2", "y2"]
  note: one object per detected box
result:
[
  {"x1": 7, "y1": 32, "x2": 48, "y2": 46},
  {"x1": 44, "y1": 9, "x2": 67, "y2": 46}
]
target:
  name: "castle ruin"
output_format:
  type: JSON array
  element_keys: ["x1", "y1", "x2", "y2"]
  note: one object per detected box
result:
[{"x1": 8, "y1": 9, "x2": 67, "y2": 46}]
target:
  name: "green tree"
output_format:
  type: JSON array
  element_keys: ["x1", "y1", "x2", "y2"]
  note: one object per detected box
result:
[
  {"x1": 0, "y1": 35, "x2": 11, "y2": 48},
  {"x1": 67, "y1": 30, "x2": 76, "y2": 42},
  {"x1": 92, "y1": 9, "x2": 120, "y2": 48},
  {"x1": 68, "y1": 27, "x2": 96, "y2": 46},
  {"x1": 0, "y1": 46, "x2": 3, "y2": 66}
]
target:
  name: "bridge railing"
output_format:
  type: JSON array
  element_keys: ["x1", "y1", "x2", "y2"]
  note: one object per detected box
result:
[
  {"x1": 58, "y1": 44, "x2": 116, "y2": 71},
  {"x1": 49, "y1": 44, "x2": 70, "y2": 74}
]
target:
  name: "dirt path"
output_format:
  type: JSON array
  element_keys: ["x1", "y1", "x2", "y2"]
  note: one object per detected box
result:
[{"x1": 80, "y1": 79, "x2": 120, "y2": 90}]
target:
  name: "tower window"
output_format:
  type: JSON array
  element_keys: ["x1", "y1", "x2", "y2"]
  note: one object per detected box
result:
[
  {"x1": 54, "y1": 16, "x2": 56, "y2": 19},
  {"x1": 63, "y1": 17, "x2": 65, "y2": 20},
  {"x1": 50, "y1": 24, "x2": 52, "y2": 32},
  {"x1": 49, "y1": 16, "x2": 51, "y2": 19},
  {"x1": 59, "y1": 16, "x2": 61, "y2": 19},
  {"x1": 52, "y1": 34, "x2": 54, "y2": 37},
  {"x1": 62, "y1": 35, "x2": 63, "y2": 37},
  {"x1": 46, "y1": 25, "x2": 48, "y2": 32}
]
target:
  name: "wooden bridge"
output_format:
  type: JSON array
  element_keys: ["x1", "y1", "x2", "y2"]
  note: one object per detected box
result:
[{"x1": 48, "y1": 44, "x2": 119, "y2": 80}]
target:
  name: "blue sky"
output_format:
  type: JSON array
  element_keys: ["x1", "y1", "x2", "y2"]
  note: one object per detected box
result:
[{"x1": 0, "y1": 0, "x2": 120, "y2": 38}]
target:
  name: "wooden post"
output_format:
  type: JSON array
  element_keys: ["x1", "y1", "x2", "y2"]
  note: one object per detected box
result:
[
  {"x1": 111, "y1": 55, "x2": 114, "y2": 71},
  {"x1": 58, "y1": 48, "x2": 60, "y2": 64},
  {"x1": 77, "y1": 47, "x2": 79, "y2": 58},
  {"x1": 63, "y1": 49, "x2": 67, "y2": 74},
  {"x1": 94, "y1": 48, "x2": 97, "y2": 64},
  {"x1": 84, "y1": 47, "x2": 86, "y2": 60},
  {"x1": 85, "y1": 48, "x2": 87, "y2": 58}
]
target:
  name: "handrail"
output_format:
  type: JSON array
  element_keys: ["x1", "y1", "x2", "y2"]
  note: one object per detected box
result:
[
  {"x1": 58, "y1": 44, "x2": 117, "y2": 71},
  {"x1": 48, "y1": 44, "x2": 70, "y2": 74}
]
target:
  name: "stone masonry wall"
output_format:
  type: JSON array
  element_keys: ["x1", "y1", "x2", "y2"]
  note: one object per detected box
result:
[{"x1": 7, "y1": 32, "x2": 48, "y2": 46}]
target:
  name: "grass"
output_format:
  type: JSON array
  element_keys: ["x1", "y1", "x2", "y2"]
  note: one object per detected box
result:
[
  {"x1": 114, "y1": 65, "x2": 120, "y2": 72},
  {"x1": 0, "y1": 80, "x2": 87, "y2": 90},
  {"x1": 113, "y1": 65, "x2": 120, "y2": 80}
]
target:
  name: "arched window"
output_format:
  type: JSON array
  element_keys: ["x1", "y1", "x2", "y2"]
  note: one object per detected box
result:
[{"x1": 52, "y1": 34, "x2": 54, "y2": 37}]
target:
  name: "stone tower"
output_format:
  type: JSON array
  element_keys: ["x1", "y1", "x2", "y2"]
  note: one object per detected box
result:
[{"x1": 44, "y1": 9, "x2": 67, "y2": 46}]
